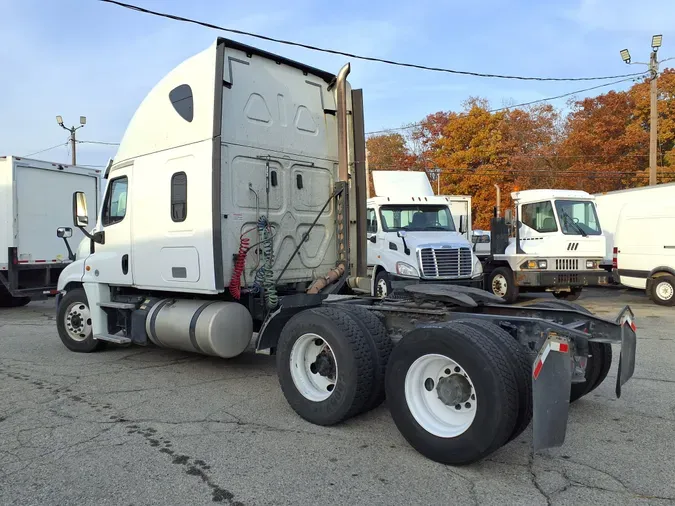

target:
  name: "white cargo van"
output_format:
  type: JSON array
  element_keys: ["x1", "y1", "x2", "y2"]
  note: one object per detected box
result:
[
  {"x1": 594, "y1": 182, "x2": 675, "y2": 272},
  {"x1": 0, "y1": 156, "x2": 101, "y2": 306},
  {"x1": 366, "y1": 171, "x2": 483, "y2": 297},
  {"x1": 613, "y1": 201, "x2": 675, "y2": 305}
]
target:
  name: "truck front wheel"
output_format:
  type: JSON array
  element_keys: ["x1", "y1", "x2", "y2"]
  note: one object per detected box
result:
[
  {"x1": 374, "y1": 270, "x2": 392, "y2": 298},
  {"x1": 56, "y1": 288, "x2": 106, "y2": 353},
  {"x1": 488, "y1": 267, "x2": 519, "y2": 304}
]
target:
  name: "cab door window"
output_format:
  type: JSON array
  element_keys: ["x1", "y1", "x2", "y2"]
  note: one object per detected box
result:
[
  {"x1": 366, "y1": 208, "x2": 378, "y2": 234},
  {"x1": 102, "y1": 176, "x2": 128, "y2": 226}
]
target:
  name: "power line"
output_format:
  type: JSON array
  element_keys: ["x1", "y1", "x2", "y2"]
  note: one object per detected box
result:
[
  {"x1": 78, "y1": 140, "x2": 120, "y2": 146},
  {"x1": 365, "y1": 75, "x2": 648, "y2": 135},
  {"x1": 98, "y1": 0, "x2": 647, "y2": 83},
  {"x1": 23, "y1": 142, "x2": 68, "y2": 158}
]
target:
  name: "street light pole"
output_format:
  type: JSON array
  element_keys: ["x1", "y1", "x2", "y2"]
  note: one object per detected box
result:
[
  {"x1": 649, "y1": 50, "x2": 659, "y2": 186},
  {"x1": 620, "y1": 35, "x2": 663, "y2": 186},
  {"x1": 56, "y1": 115, "x2": 86, "y2": 165}
]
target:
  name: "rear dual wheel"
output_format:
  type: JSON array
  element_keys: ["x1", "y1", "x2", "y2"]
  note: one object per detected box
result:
[
  {"x1": 276, "y1": 305, "x2": 391, "y2": 426},
  {"x1": 384, "y1": 322, "x2": 525, "y2": 465}
]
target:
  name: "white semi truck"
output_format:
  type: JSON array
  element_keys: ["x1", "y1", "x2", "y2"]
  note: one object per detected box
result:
[
  {"x1": 0, "y1": 156, "x2": 101, "y2": 307},
  {"x1": 483, "y1": 189, "x2": 609, "y2": 303},
  {"x1": 54, "y1": 37, "x2": 637, "y2": 466},
  {"x1": 366, "y1": 171, "x2": 483, "y2": 297}
]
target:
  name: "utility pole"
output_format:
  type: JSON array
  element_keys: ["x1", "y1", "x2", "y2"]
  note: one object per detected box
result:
[
  {"x1": 620, "y1": 35, "x2": 663, "y2": 186},
  {"x1": 56, "y1": 115, "x2": 86, "y2": 165}
]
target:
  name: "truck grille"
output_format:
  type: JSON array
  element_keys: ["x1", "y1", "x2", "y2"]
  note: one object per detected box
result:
[
  {"x1": 555, "y1": 258, "x2": 579, "y2": 270},
  {"x1": 419, "y1": 247, "x2": 472, "y2": 279}
]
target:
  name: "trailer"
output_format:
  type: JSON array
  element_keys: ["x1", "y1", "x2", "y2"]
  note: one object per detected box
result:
[
  {"x1": 54, "y1": 38, "x2": 637, "y2": 465},
  {"x1": 0, "y1": 156, "x2": 101, "y2": 307},
  {"x1": 594, "y1": 183, "x2": 675, "y2": 272}
]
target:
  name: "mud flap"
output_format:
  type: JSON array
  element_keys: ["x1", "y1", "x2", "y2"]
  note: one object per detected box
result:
[
  {"x1": 531, "y1": 334, "x2": 573, "y2": 452},
  {"x1": 616, "y1": 307, "x2": 637, "y2": 398}
]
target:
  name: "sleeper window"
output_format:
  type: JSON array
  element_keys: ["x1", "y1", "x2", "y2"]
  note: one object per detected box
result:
[
  {"x1": 102, "y1": 176, "x2": 128, "y2": 227},
  {"x1": 171, "y1": 172, "x2": 188, "y2": 222}
]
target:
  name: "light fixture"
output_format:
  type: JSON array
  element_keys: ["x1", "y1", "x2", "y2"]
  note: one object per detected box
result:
[
  {"x1": 56, "y1": 115, "x2": 63, "y2": 125},
  {"x1": 652, "y1": 34, "x2": 663, "y2": 50},
  {"x1": 80, "y1": 116, "x2": 87, "y2": 125},
  {"x1": 620, "y1": 48, "x2": 631, "y2": 64}
]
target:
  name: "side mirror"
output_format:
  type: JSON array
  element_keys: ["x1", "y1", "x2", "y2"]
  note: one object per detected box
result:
[
  {"x1": 504, "y1": 208, "x2": 513, "y2": 227},
  {"x1": 459, "y1": 216, "x2": 467, "y2": 235},
  {"x1": 73, "y1": 192, "x2": 89, "y2": 228},
  {"x1": 57, "y1": 227, "x2": 73, "y2": 239},
  {"x1": 397, "y1": 230, "x2": 407, "y2": 238},
  {"x1": 368, "y1": 235, "x2": 376, "y2": 243}
]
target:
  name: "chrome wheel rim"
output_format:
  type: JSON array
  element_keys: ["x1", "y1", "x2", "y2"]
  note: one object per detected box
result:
[{"x1": 64, "y1": 301, "x2": 92, "y2": 342}]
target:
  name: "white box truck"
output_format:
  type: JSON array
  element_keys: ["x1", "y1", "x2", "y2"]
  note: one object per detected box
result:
[
  {"x1": 0, "y1": 156, "x2": 101, "y2": 306},
  {"x1": 53, "y1": 37, "x2": 637, "y2": 466},
  {"x1": 594, "y1": 182, "x2": 675, "y2": 272},
  {"x1": 613, "y1": 200, "x2": 675, "y2": 305},
  {"x1": 366, "y1": 171, "x2": 483, "y2": 297}
]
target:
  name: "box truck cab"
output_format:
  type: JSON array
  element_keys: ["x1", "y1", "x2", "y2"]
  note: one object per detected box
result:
[
  {"x1": 484, "y1": 189, "x2": 608, "y2": 302},
  {"x1": 614, "y1": 201, "x2": 675, "y2": 305},
  {"x1": 366, "y1": 171, "x2": 482, "y2": 297}
]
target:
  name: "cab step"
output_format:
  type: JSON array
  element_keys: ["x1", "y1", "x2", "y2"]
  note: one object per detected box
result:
[
  {"x1": 94, "y1": 333, "x2": 131, "y2": 344},
  {"x1": 98, "y1": 301, "x2": 137, "y2": 310}
]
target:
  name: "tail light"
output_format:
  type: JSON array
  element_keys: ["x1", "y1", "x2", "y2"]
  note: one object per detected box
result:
[{"x1": 612, "y1": 247, "x2": 618, "y2": 269}]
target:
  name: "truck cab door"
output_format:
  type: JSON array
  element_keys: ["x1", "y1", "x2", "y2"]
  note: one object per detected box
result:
[
  {"x1": 366, "y1": 207, "x2": 380, "y2": 267},
  {"x1": 83, "y1": 167, "x2": 133, "y2": 286}
]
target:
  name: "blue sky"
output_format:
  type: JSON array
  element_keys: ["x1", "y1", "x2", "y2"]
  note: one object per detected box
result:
[{"x1": 1, "y1": 0, "x2": 673, "y2": 168}]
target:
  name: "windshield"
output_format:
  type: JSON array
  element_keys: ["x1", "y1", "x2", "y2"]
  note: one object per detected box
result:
[
  {"x1": 379, "y1": 205, "x2": 455, "y2": 232},
  {"x1": 554, "y1": 200, "x2": 602, "y2": 236}
]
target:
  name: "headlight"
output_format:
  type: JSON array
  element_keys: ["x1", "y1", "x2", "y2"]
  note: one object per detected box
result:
[
  {"x1": 586, "y1": 260, "x2": 598, "y2": 269},
  {"x1": 521, "y1": 260, "x2": 547, "y2": 269},
  {"x1": 396, "y1": 262, "x2": 419, "y2": 277},
  {"x1": 472, "y1": 255, "x2": 483, "y2": 277}
]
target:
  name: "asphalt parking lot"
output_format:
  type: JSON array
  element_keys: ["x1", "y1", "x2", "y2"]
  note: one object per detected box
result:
[{"x1": 1, "y1": 287, "x2": 674, "y2": 506}]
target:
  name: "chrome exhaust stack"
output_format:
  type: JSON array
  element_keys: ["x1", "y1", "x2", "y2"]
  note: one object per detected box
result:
[{"x1": 336, "y1": 62, "x2": 351, "y2": 183}]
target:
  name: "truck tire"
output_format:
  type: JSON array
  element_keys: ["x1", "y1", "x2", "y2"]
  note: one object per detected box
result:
[
  {"x1": 56, "y1": 288, "x2": 107, "y2": 353},
  {"x1": 384, "y1": 322, "x2": 519, "y2": 465},
  {"x1": 374, "y1": 270, "x2": 392, "y2": 298},
  {"x1": 276, "y1": 306, "x2": 375, "y2": 426},
  {"x1": 487, "y1": 267, "x2": 519, "y2": 304},
  {"x1": 0, "y1": 286, "x2": 31, "y2": 308},
  {"x1": 453, "y1": 319, "x2": 532, "y2": 443},
  {"x1": 553, "y1": 287, "x2": 582, "y2": 301},
  {"x1": 525, "y1": 300, "x2": 611, "y2": 402},
  {"x1": 340, "y1": 305, "x2": 393, "y2": 414},
  {"x1": 648, "y1": 275, "x2": 675, "y2": 306}
]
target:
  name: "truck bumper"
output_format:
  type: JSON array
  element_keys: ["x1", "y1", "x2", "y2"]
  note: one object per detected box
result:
[
  {"x1": 515, "y1": 270, "x2": 610, "y2": 288},
  {"x1": 392, "y1": 275, "x2": 484, "y2": 291}
]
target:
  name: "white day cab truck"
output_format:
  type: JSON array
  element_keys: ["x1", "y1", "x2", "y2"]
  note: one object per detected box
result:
[
  {"x1": 0, "y1": 156, "x2": 101, "y2": 307},
  {"x1": 55, "y1": 37, "x2": 637, "y2": 466},
  {"x1": 483, "y1": 189, "x2": 610, "y2": 303},
  {"x1": 366, "y1": 171, "x2": 482, "y2": 298},
  {"x1": 594, "y1": 183, "x2": 675, "y2": 305}
]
